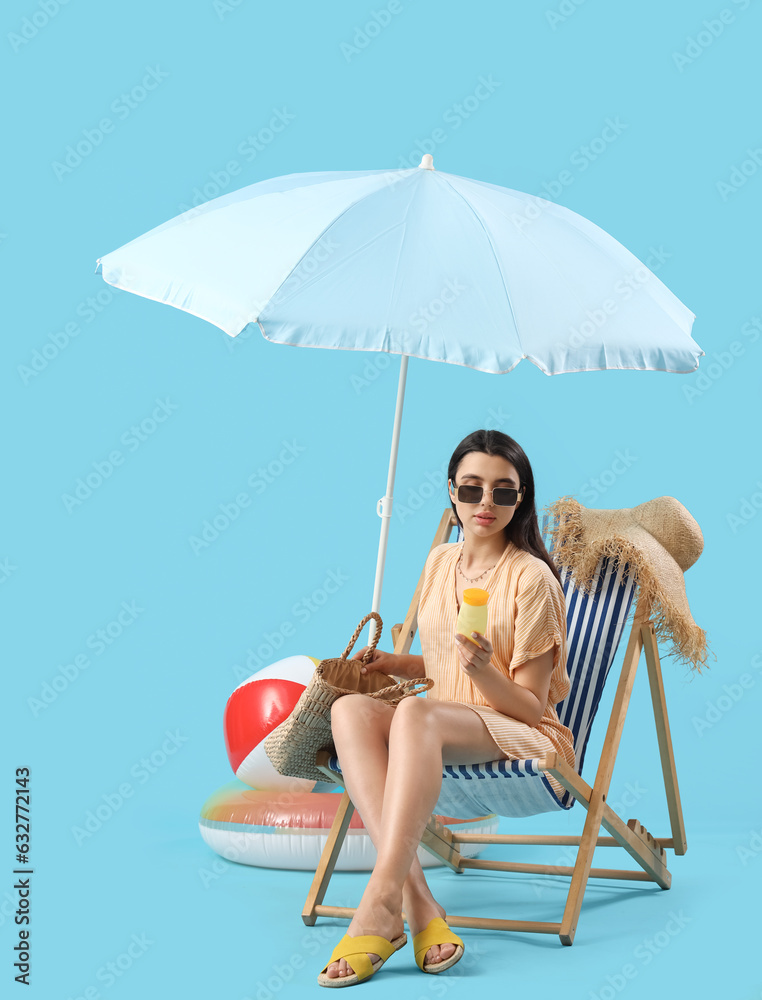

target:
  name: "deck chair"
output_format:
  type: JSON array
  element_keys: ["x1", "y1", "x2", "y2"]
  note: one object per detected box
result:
[{"x1": 301, "y1": 507, "x2": 687, "y2": 945}]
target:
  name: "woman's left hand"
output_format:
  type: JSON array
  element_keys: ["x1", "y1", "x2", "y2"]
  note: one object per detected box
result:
[{"x1": 455, "y1": 631, "x2": 493, "y2": 675}]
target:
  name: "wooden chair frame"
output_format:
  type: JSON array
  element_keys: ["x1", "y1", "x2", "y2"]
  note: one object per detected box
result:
[{"x1": 301, "y1": 510, "x2": 687, "y2": 945}]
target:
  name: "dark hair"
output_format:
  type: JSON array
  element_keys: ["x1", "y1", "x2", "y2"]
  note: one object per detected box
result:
[{"x1": 447, "y1": 429, "x2": 562, "y2": 585}]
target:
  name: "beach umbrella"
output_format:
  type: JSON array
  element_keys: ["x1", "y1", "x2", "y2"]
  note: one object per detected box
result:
[{"x1": 95, "y1": 154, "x2": 703, "y2": 629}]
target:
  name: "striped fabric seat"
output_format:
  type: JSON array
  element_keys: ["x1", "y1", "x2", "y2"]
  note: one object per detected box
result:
[{"x1": 327, "y1": 513, "x2": 637, "y2": 820}]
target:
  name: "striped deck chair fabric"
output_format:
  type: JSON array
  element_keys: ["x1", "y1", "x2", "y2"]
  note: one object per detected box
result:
[{"x1": 326, "y1": 512, "x2": 637, "y2": 820}]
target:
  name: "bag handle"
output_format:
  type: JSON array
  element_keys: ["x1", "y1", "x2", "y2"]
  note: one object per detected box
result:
[
  {"x1": 367, "y1": 676, "x2": 434, "y2": 701},
  {"x1": 342, "y1": 612, "x2": 383, "y2": 664},
  {"x1": 319, "y1": 673, "x2": 435, "y2": 700}
]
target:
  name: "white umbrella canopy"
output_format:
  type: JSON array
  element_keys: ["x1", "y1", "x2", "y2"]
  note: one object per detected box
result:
[{"x1": 96, "y1": 154, "x2": 703, "y2": 627}]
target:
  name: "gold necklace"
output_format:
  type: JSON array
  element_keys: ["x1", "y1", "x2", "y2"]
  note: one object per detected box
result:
[{"x1": 456, "y1": 544, "x2": 498, "y2": 583}]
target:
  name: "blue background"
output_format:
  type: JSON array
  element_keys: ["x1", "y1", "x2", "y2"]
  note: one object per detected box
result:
[{"x1": 4, "y1": 0, "x2": 761, "y2": 997}]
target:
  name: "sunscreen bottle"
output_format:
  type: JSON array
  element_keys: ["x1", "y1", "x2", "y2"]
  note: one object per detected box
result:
[{"x1": 456, "y1": 588, "x2": 489, "y2": 646}]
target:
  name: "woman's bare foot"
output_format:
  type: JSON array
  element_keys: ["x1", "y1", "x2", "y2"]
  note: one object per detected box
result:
[
  {"x1": 403, "y1": 891, "x2": 457, "y2": 967},
  {"x1": 324, "y1": 890, "x2": 404, "y2": 981}
]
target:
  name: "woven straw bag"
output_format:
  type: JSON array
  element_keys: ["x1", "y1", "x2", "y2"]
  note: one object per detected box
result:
[{"x1": 264, "y1": 612, "x2": 433, "y2": 783}]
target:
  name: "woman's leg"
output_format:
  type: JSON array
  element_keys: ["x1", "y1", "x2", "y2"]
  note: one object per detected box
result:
[
  {"x1": 325, "y1": 695, "x2": 447, "y2": 979},
  {"x1": 325, "y1": 695, "x2": 507, "y2": 978},
  {"x1": 329, "y1": 695, "x2": 431, "y2": 901}
]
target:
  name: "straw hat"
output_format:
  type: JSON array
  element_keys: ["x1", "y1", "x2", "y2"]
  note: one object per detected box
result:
[{"x1": 544, "y1": 495, "x2": 712, "y2": 673}]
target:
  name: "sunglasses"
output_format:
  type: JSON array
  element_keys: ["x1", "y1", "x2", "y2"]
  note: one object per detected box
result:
[{"x1": 453, "y1": 484, "x2": 522, "y2": 507}]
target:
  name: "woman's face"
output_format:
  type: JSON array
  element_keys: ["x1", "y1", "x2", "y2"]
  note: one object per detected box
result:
[{"x1": 448, "y1": 451, "x2": 523, "y2": 540}]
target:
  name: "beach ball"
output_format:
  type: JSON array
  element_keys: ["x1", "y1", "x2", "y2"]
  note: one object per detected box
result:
[{"x1": 223, "y1": 654, "x2": 320, "y2": 792}]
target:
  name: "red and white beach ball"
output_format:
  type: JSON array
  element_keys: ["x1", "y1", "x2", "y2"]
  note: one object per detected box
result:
[{"x1": 223, "y1": 654, "x2": 320, "y2": 792}]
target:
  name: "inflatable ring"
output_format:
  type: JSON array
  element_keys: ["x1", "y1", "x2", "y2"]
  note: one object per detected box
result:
[{"x1": 199, "y1": 779, "x2": 499, "y2": 870}]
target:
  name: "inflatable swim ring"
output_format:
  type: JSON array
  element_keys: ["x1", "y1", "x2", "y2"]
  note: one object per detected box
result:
[{"x1": 199, "y1": 779, "x2": 499, "y2": 870}]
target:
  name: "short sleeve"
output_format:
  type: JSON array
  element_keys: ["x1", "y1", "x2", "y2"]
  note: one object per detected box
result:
[
  {"x1": 422, "y1": 546, "x2": 437, "y2": 583},
  {"x1": 422, "y1": 543, "x2": 448, "y2": 590},
  {"x1": 510, "y1": 562, "x2": 566, "y2": 674}
]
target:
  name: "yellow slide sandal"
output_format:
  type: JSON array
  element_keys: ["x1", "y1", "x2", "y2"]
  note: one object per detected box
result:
[
  {"x1": 317, "y1": 932, "x2": 407, "y2": 988},
  {"x1": 413, "y1": 918, "x2": 464, "y2": 974}
]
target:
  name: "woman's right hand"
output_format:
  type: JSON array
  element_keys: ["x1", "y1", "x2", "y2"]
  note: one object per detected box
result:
[{"x1": 351, "y1": 647, "x2": 402, "y2": 676}]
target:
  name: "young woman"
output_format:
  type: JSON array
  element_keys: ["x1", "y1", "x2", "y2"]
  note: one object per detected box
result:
[{"x1": 318, "y1": 429, "x2": 575, "y2": 987}]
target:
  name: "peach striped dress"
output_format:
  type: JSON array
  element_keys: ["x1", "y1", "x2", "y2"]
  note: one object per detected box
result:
[{"x1": 417, "y1": 540, "x2": 575, "y2": 800}]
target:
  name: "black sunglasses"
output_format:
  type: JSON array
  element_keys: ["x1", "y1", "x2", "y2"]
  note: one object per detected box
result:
[{"x1": 454, "y1": 484, "x2": 522, "y2": 507}]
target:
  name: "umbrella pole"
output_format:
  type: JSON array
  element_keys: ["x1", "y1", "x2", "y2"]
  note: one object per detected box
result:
[{"x1": 369, "y1": 354, "x2": 409, "y2": 644}]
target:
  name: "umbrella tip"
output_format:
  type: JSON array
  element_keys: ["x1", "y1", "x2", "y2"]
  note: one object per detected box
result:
[{"x1": 418, "y1": 154, "x2": 435, "y2": 170}]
